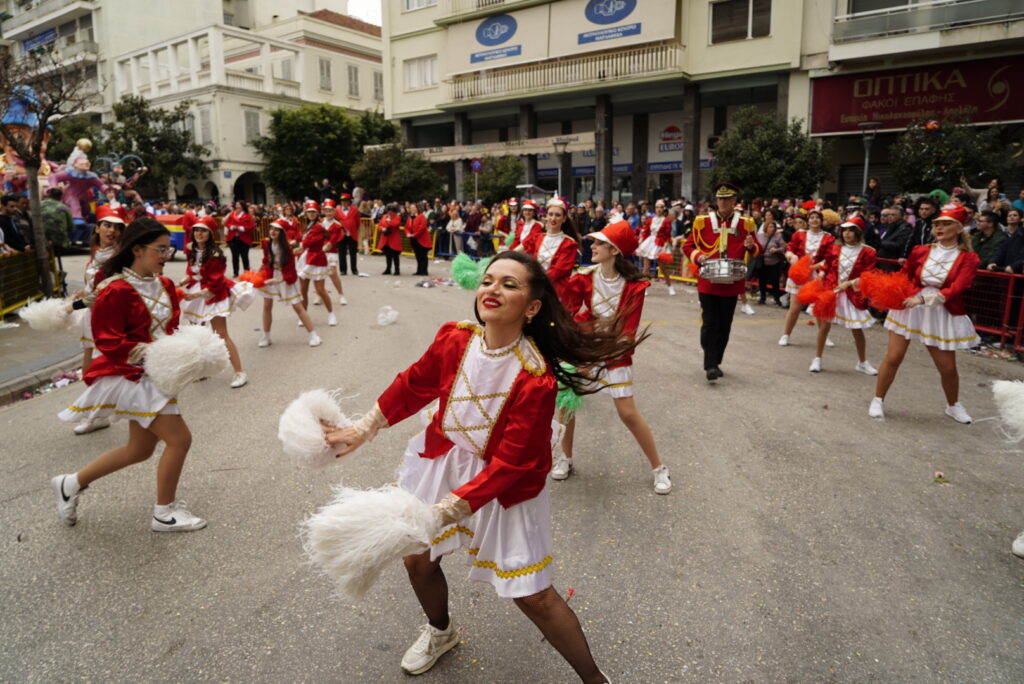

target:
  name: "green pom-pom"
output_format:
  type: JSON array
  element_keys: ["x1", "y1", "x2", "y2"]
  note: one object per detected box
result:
[
  {"x1": 504, "y1": 231, "x2": 515, "y2": 249},
  {"x1": 929, "y1": 188, "x2": 950, "y2": 206},
  {"x1": 555, "y1": 362, "x2": 585, "y2": 420},
  {"x1": 451, "y1": 253, "x2": 492, "y2": 291}
]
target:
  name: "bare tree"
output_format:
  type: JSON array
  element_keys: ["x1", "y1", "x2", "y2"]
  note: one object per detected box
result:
[{"x1": 0, "y1": 47, "x2": 100, "y2": 294}]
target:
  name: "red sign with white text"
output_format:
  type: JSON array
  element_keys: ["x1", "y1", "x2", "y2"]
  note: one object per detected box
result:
[{"x1": 810, "y1": 55, "x2": 1023, "y2": 135}]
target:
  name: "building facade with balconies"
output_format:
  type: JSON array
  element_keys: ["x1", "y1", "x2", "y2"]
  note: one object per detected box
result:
[
  {"x1": 0, "y1": 0, "x2": 385, "y2": 204},
  {"x1": 384, "y1": 0, "x2": 1023, "y2": 204}
]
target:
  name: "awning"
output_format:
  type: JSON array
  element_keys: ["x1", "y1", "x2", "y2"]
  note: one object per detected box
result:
[{"x1": 365, "y1": 133, "x2": 596, "y2": 162}]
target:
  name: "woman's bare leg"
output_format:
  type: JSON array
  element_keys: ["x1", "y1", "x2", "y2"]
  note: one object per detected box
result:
[
  {"x1": 874, "y1": 331, "x2": 911, "y2": 400},
  {"x1": 209, "y1": 316, "x2": 242, "y2": 373},
  {"x1": 925, "y1": 346, "x2": 960, "y2": 405},
  {"x1": 313, "y1": 280, "x2": 334, "y2": 313},
  {"x1": 291, "y1": 302, "x2": 316, "y2": 332},
  {"x1": 76, "y1": 420, "x2": 159, "y2": 487},
  {"x1": 815, "y1": 320, "x2": 831, "y2": 358},
  {"x1": 614, "y1": 396, "x2": 662, "y2": 468},
  {"x1": 147, "y1": 414, "x2": 193, "y2": 506},
  {"x1": 783, "y1": 294, "x2": 802, "y2": 336},
  {"x1": 299, "y1": 278, "x2": 310, "y2": 310},
  {"x1": 561, "y1": 417, "x2": 576, "y2": 460},
  {"x1": 851, "y1": 328, "x2": 867, "y2": 363},
  {"x1": 262, "y1": 297, "x2": 273, "y2": 333}
]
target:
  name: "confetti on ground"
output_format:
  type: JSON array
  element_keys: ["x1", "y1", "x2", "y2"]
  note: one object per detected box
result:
[{"x1": 20, "y1": 368, "x2": 82, "y2": 401}]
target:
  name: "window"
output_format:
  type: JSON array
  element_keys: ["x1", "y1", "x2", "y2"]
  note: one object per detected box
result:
[
  {"x1": 243, "y1": 109, "x2": 260, "y2": 144},
  {"x1": 199, "y1": 107, "x2": 212, "y2": 145},
  {"x1": 183, "y1": 113, "x2": 195, "y2": 141},
  {"x1": 347, "y1": 65, "x2": 360, "y2": 97},
  {"x1": 847, "y1": 0, "x2": 910, "y2": 14},
  {"x1": 373, "y1": 71, "x2": 384, "y2": 101},
  {"x1": 710, "y1": 0, "x2": 771, "y2": 44},
  {"x1": 403, "y1": 55, "x2": 437, "y2": 91},
  {"x1": 277, "y1": 58, "x2": 292, "y2": 81},
  {"x1": 404, "y1": 0, "x2": 437, "y2": 10},
  {"x1": 318, "y1": 58, "x2": 332, "y2": 91}
]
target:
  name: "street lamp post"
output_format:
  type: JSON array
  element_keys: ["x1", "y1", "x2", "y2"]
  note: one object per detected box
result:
[
  {"x1": 858, "y1": 122, "x2": 881, "y2": 199},
  {"x1": 552, "y1": 139, "x2": 569, "y2": 200}
]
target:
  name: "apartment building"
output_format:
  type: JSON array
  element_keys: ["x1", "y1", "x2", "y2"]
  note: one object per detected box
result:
[
  {"x1": 384, "y1": 0, "x2": 1024, "y2": 204},
  {"x1": 0, "y1": 0, "x2": 385, "y2": 203}
]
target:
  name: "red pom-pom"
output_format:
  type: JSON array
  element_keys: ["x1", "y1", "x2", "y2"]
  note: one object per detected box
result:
[
  {"x1": 788, "y1": 255, "x2": 812, "y2": 285},
  {"x1": 657, "y1": 252, "x2": 674, "y2": 264},
  {"x1": 858, "y1": 269, "x2": 915, "y2": 311},
  {"x1": 175, "y1": 288, "x2": 186, "y2": 300},
  {"x1": 797, "y1": 278, "x2": 825, "y2": 305},
  {"x1": 688, "y1": 260, "x2": 700, "y2": 277},
  {"x1": 238, "y1": 270, "x2": 267, "y2": 288},
  {"x1": 813, "y1": 289, "x2": 837, "y2": 321}
]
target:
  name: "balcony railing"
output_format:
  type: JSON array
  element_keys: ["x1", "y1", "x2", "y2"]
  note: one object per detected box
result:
[
  {"x1": 2, "y1": 0, "x2": 96, "y2": 35},
  {"x1": 435, "y1": 0, "x2": 541, "y2": 24},
  {"x1": 833, "y1": 0, "x2": 1024, "y2": 43},
  {"x1": 447, "y1": 43, "x2": 682, "y2": 103}
]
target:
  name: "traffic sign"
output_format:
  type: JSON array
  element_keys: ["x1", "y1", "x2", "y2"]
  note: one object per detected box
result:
[{"x1": 470, "y1": 158, "x2": 483, "y2": 173}]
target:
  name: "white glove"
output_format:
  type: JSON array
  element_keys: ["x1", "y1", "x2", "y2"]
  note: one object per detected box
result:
[{"x1": 432, "y1": 493, "x2": 472, "y2": 527}]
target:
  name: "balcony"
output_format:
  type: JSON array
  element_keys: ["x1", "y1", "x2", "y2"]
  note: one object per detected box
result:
[
  {"x1": 2, "y1": 0, "x2": 96, "y2": 37},
  {"x1": 434, "y1": 0, "x2": 546, "y2": 25},
  {"x1": 446, "y1": 43, "x2": 682, "y2": 104},
  {"x1": 833, "y1": 0, "x2": 1024, "y2": 43},
  {"x1": 59, "y1": 39, "x2": 97, "y2": 62}
]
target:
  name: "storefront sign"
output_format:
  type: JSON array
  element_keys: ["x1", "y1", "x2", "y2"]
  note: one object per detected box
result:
[
  {"x1": 549, "y1": 0, "x2": 675, "y2": 58},
  {"x1": 658, "y1": 125, "x2": 683, "y2": 153},
  {"x1": 647, "y1": 112, "x2": 683, "y2": 172},
  {"x1": 810, "y1": 55, "x2": 1024, "y2": 134},
  {"x1": 648, "y1": 161, "x2": 682, "y2": 172},
  {"x1": 447, "y1": 5, "x2": 549, "y2": 75},
  {"x1": 23, "y1": 29, "x2": 57, "y2": 52},
  {"x1": 471, "y1": 15, "x2": 520, "y2": 64}
]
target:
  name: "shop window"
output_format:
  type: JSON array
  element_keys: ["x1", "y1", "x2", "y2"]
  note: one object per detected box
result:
[{"x1": 710, "y1": 0, "x2": 771, "y2": 44}]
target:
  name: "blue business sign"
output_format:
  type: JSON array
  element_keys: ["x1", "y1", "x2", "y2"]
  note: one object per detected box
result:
[
  {"x1": 471, "y1": 14, "x2": 521, "y2": 64},
  {"x1": 23, "y1": 28, "x2": 57, "y2": 52},
  {"x1": 579, "y1": 0, "x2": 640, "y2": 45}
]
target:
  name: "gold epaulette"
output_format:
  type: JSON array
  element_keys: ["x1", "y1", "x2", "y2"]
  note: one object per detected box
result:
[{"x1": 95, "y1": 273, "x2": 126, "y2": 292}]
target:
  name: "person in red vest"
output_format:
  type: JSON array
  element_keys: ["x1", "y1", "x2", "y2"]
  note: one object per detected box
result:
[
  {"x1": 407, "y1": 201, "x2": 432, "y2": 276},
  {"x1": 377, "y1": 202, "x2": 404, "y2": 275},
  {"x1": 224, "y1": 200, "x2": 255, "y2": 277},
  {"x1": 334, "y1": 193, "x2": 362, "y2": 276}
]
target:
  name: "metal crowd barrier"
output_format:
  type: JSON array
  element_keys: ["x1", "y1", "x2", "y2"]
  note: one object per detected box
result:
[{"x1": 0, "y1": 250, "x2": 61, "y2": 316}]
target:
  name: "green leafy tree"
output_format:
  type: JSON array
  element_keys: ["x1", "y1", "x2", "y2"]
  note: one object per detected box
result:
[
  {"x1": 101, "y1": 95, "x2": 208, "y2": 197},
  {"x1": 351, "y1": 145, "x2": 444, "y2": 202},
  {"x1": 48, "y1": 114, "x2": 103, "y2": 163},
  {"x1": 889, "y1": 118, "x2": 1014, "y2": 194},
  {"x1": 254, "y1": 104, "x2": 396, "y2": 200},
  {"x1": 461, "y1": 155, "x2": 522, "y2": 204},
  {"x1": 708, "y1": 106, "x2": 831, "y2": 200}
]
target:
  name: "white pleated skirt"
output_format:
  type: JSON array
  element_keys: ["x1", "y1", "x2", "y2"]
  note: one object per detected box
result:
[
  {"x1": 636, "y1": 235, "x2": 660, "y2": 260},
  {"x1": 585, "y1": 365, "x2": 634, "y2": 399},
  {"x1": 326, "y1": 252, "x2": 339, "y2": 269},
  {"x1": 58, "y1": 374, "x2": 179, "y2": 428},
  {"x1": 397, "y1": 430, "x2": 553, "y2": 599},
  {"x1": 181, "y1": 281, "x2": 255, "y2": 323},
  {"x1": 883, "y1": 287, "x2": 980, "y2": 351},
  {"x1": 257, "y1": 269, "x2": 302, "y2": 304},
  {"x1": 297, "y1": 253, "x2": 329, "y2": 281},
  {"x1": 825, "y1": 291, "x2": 876, "y2": 329},
  {"x1": 785, "y1": 276, "x2": 801, "y2": 295},
  {"x1": 79, "y1": 308, "x2": 94, "y2": 350}
]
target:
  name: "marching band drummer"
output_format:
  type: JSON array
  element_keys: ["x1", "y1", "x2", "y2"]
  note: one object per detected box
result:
[{"x1": 681, "y1": 182, "x2": 761, "y2": 383}]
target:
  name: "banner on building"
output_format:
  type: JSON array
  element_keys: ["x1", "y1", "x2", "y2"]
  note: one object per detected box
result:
[
  {"x1": 549, "y1": 0, "x2": 676, "y2": 58},
  {"x1": 810, "y1": 55, "x2": 1024, "y2": 135},
  {"x1": 446, "y1": 5, "x2": 550, "y2": 75}
]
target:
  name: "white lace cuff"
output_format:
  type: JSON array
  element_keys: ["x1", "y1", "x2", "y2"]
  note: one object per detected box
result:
[
  {"x1": 351, "y1": 402, "x2": 388, "y2": 442},
  {"x1": 433, "y1": 493, "x2": 472, "y2": 527},
  {"x1": 922, "y1": 292, "x2": 946, "y2": 307}
]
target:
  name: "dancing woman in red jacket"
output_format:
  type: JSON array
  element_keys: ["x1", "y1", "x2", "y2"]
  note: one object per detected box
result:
[
  {"x1": 324, "y1": 252, "x2": 635, "y2": 682},
  {"x1": 256, "y1": 221, "x2": 320, "y2": 347},
  {"x1": 521, "y1": 199, "x2": 580, "y2": 304}
]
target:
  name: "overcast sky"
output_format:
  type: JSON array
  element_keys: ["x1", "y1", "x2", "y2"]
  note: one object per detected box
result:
[{"x1": 346, "y1": 0, "x2": 382, "y2": 25}]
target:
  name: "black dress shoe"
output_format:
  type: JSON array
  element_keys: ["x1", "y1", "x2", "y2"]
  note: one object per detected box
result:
[
  {"x1": 382, "y1": 271, "x2": 392, "y2": 275},
  {"x1": 713, "y1": 367, "x2": 724, "y2": 378},
  {"x1": 706, "y1": 369, "x2": 718, "y2": 382}
]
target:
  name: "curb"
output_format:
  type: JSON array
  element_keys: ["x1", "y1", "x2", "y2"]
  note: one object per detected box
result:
[{"x1": 0, "y1": 355, "x2": 82, "y2": 408}]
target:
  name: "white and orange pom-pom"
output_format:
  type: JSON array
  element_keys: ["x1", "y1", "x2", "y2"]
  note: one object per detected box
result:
[
  {"x1": 992, "y1": 380, "x2": 1024, "y2": 443},
  {"x1": 278, "y1": 390, "x2": 352, "y2": 468},
  {"x1": 301, "y1": 485, "x2": 441, "y2": 599},
  {"x1": 143, "y1": 324, "x2": 229, "y2": 396},
  {"x1": 18, "y1": 298, "x2": 72, "y2": 332}
]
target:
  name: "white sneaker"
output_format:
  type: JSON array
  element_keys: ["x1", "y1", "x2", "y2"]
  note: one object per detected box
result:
[
  {"x1": 868, "y1": 397, "x2": 884, "y2": 419},
  {"x1": 741, "y1": 302, "x2": 755, "y2": 316},
  {"x1": 550, "y1": 455, "x2": 573, "y2": 480},
  {"x1": 809, "y1": 357, "x2": 822, "y2": 373},
  {"x1": 944, "y1": 403, "x2": 972, "y2": 424},
  {"x1": 327, "y1": 312, "x2": 337, "y2": 326},
  {"x1": 1012, "y1": 531, "x2": 1024, "y2": 558},
  {"x1": 297, "y1": 319, "x2": 305, "y2": 327},
  {"x1": 308, "y1": 332, "x2": 322, "y2": 347},
  {"x1": 855, "y1": 360, "x2": 878, "y2": 376},
  {"x1": 313, "y1": 296, "x2": 322, "y2": 306},
  {"x1": 51, "y1": 474, "x2": 81, "y2": 526},
  {"x1": 339, "y1": 295, "x2": 348, "y2": 305},
  {"x1": 151, "y1": 500, "x2": 207, "y2": 532},
  {"x1": 401, "y1": 621, "x2": 459, "y2": 675},
  {"x1": 230, "y1": 371, "x2": 248, "y2": 389},
  {"x1": 667, "y1": 285, "x2": 677, "y2": 296},
  {"x1": 257, "y1": 334, "x2": 271, "y2": 348},
  {"x1": 652, "y1": 465, "x2": 672, "y2": 494},
  {"x1": 73, "y1": 417, "x2": 110, "y2": 435},
  {"x1": 825, "y1": 336, "x2": 836, "y2": 347},
  {"x1": 778, "y1": 334, "x2": 790, "y2": 346}
]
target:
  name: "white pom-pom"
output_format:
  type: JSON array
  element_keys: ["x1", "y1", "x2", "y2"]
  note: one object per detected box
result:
[
  {"x1": 301, "y1": 485, "x2": 441, "y2": 599},
  {"x1": 278, "y1": 389, "x2": 352, "y2": 468},
  {"x1": 18, "y1": 298, "x2": 71, "y2": 332},
  {"x1": 67, "y1": 308, "x2": 86, "y2": 329},
  {"x1": 376, "y1": 305, "x2": 399, "y2": 326},
  {"x1": 992, "y1": 380, "x2": 1024, "y2": 443},
  {"x1": 143, "y1": 325, "x2": 229, "y2": 396}
]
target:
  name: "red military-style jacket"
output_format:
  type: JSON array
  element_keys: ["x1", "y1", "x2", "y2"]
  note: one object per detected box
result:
[
  {"x1": 183, "y1": 251, "x2": 231, "y2": 303},
  {"x1": 376, "y1": 322, "x2": 556, "y2": 512},
  {"x1": 300, "y1": 222, "x2": 329, "y2": 267},
  {"x1": 681, "y1": 212, "x2": 762, "y2": 297},
  {"x1": 510, "y1": 218, "x2": 541, "y2": 250},
  {"x1": 322, "y1": 218, "x2": 343, "y2": 253},
  {"x1": 377, "y1": 212, "x2": 404, "y2": 252},
  {"x1": 901, "y1": 244, "x2": 980, "y2": 316},
  {"x1": 85, "y1": 276, "x2": 180, "y2": 385},
  {"x1": 224, "y1": 211, "x2": 255, "y2": 245},
  {"x1": 522, "y1": 231, "x2": 578, "y2": 304},
  {"x1": 260, "y1": 238, "x2": 298, "y2": 284},
  {"x1": 787, "y1": 230, "x2": 835, "y2": 262},
  {"x1": 821, "y1": 243, "x2": 877, "y2": 310},
  {"x1": 563, "y1": 269, "x2": 650, "y2": 369},
  {"x1": 278, "y1": 217, "x2": 302, "y2": 245},
  {"x1": 334, "y1": 205, "x2": 361, "y2": 241},
  {"x1": 407, "y1": 213, "x2": 432, "y2": 249}
]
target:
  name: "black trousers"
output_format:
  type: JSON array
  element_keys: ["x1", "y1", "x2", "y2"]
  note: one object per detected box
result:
[
  {"x1": 758, "y1": 261, "x2": 783, "y2": 302},
  {"x1": 227, "y1": 236, "x2": 250, "y2": 276},
  {"x1": 382, "y1": 246, "x2": 401, "y2": 274},
  {"x1": 698, "y1": 292, "x2": 737, "y2": 370},
  {"x1": 411, "y1": 241, "x2": 430, "y2": 275},
  {"x1": 338, "y1": 237, "x2": 359, "y2": 274}
]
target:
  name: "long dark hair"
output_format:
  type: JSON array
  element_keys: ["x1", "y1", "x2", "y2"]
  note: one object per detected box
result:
[
  {"x1": 547, "y1": 204, "x2": 582, "y2": 246},
  {"x1": 187, "y1": 225, "x2": 224, "y2": 266},
  {"x1": 474, "y1": 251, "x2": 648, "y2": 395},
  {"x1": 613, "y1": 253, "x2": 647, "y2": 282},
  {"x1": 268, "y1": 223, "x2": 292, "y2": 269},
  {"x1": 90, "y1": 219, "x2": 125, "y2": 250},
  {"x1": 101, "y1": 218, "x2": 170, "y2": 278}
]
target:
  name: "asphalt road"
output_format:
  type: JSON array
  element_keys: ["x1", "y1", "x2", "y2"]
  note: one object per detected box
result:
[{"x1": 2, "y1": 253, "x2": 1023, "y2": 683}]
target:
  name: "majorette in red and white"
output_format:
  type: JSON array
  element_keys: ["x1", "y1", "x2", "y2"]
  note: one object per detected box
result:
[
  {"x1": 78, "y1": 205, "x2": 124, "y2": 352},
  {"x1": 521, "y1": 198, "x2": 578, "y2": 303},
  {"x1": 258, "y1": 220, "x2": 302, "y2": 305},
  {"x1": 509, "y1": 199, "x2": 541, "y2": 250},
  {"x1": 180, "y1": 217, "x2": 255, "y2": 324},
  {"x1": 297, "y1": 200, "x2": 329, "y2": 282}
]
